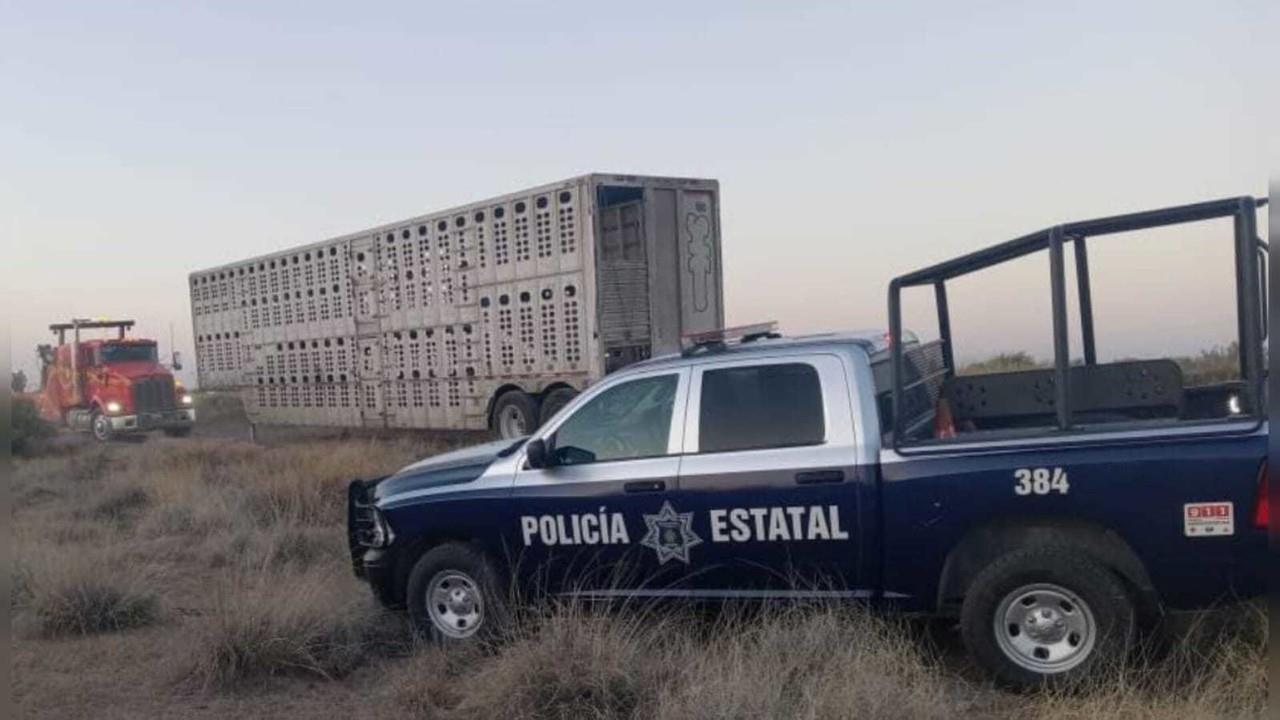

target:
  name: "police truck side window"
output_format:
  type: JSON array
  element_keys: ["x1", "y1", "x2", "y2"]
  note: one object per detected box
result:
[
  {"x1": 552, "y1": 375, "x2": 678, "y2": 464},
  {"x1": 699, "y1": 363, "x2": 824, "y2": 453}
]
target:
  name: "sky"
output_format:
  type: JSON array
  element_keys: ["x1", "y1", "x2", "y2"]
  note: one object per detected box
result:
[{"x1": 3, "y1": 1, "x2": 1274, "y2": 386}]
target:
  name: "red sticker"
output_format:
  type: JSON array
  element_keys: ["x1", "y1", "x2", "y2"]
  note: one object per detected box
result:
[{"x1": 1183, "y1": 502, "x2": 1234, "y2": 537}]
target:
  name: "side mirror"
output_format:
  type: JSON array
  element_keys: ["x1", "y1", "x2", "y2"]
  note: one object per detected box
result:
[
  {"x1": 525, "y1": 438, "x2": 552, "y2": 469},
  {"x1": 172, "y1": 351, "x2": 184, "y2": 371}
]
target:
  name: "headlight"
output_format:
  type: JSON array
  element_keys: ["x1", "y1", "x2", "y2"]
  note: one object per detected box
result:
[
  {"x1": 181, "y1": 394, "x2": 194, "y2": 406},
  {"x1": 363, "y1": 507, "x2": 395, "y2": 548},
  {"x1": 105, "y1": 401, "x2": 122, "y2": 414}
]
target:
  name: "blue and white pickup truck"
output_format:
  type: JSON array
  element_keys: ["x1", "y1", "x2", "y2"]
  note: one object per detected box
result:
[{"x1": 348, "y1": 196, "x2": 1269, "y2": 688}]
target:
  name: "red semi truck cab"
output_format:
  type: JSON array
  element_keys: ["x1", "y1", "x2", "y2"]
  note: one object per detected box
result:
[{"x1": 30, "y1": 320, "x2": 196, "y2": 441}]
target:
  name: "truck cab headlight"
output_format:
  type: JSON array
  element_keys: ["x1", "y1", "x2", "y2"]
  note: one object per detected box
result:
[
  {"x1": 181, "y1": 394, "x2": 194, "y2": 406},
  {"x1": 362, "y1": 507, "x2": 395, "y2": 548},
  {"x1": 105, "y1": 401, "x2": 122, "y2": 414}
]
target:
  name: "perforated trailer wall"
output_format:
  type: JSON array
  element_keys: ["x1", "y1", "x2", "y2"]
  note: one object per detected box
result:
[{"x1": 189, "y1": 173, "x2": 722, "y2": 431}]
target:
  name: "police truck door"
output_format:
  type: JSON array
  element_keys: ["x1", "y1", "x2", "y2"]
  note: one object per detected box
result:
[
  {"x1": 673, "y1": 354, "x2": 867, "y2": 596},
  {"x1": 508, "y1": 367, "x2": 692, "y2": 596}
]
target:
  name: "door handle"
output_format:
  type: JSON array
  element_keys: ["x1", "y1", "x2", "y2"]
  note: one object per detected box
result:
[
  {"x1": 795, "y1": 470, "x2": 845, "y2": 485},
  {"x1": 624, "y1": 480, "x2": 666, "y2": 494}
]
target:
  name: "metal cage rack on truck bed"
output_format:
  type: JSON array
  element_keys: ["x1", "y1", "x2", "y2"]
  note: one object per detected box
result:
[{"x1": 885, "y1": 195, "x2": 1268, "y2": 447}]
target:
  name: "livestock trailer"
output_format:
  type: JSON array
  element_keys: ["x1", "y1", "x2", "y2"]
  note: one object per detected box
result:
[{"x1": 189, "y1": 173, "x2": 724, "y2": 436}]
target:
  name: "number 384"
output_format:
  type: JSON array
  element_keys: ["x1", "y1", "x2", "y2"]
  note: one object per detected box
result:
[{"x1": 1014, "y1": 467, "x2": 1070, "y2": 496}]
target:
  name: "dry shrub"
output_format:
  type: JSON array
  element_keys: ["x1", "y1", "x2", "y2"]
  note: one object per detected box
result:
[
  {"x1": 208, "y1": 524, "x2": 343, "y2": 572},
  {"x1": 13, "y1": 454, "x2": 76, "y2": 507},
  {"x1": 85, "y1": 482, "x2": 151, "y2": 526},
  {"x1": 12, "y1": 395, "x2": 55, "y2": 457},
  {"x1": 187, "y1": 566, "x2": 399, "y2": 690},
  {"x1": 47, "y1": 521, "x2": 107, "y2": 546},
  {"x1": 16, "y1": 548, "x2": 161, "y2": 637},
  {"x1": 448, "y1": 608, "x2": 678, "y2": 720},
  {"x1": 137, "y1": 481, "x2": 244, "y2": 540},
  {"x1": 385, "y1": 645, "x2": 482, "y2": 715},
  {"x1": 658, "y1": 606, "x2": 951, "y2": 720},
  {"x1": 66, "y1": 447, "x2": 116, "y2": 483},
  {"x1": 13, "y1": 458, "x2": 65, "y2": 509}
]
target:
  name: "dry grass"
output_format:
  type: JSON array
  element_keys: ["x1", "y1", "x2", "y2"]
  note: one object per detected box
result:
[
  {"x1": 10, "y1": 433, "x2": 1270, "y2": 719},
  {"x1": 186, "y1": 566, "x2": 401, "y2": 690},
  {"x1": 13, "y1": 548, "x2": 161, "y2": 637},
  {"x1": 388, "y1": 603, "x2": 961, "y2": 720},
  {"x1": 1029, "y1": 606, "x2": 1267, "y2": 720}
]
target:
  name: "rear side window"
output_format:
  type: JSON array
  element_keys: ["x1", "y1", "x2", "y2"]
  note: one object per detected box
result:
[{"x1": 699, "y1": 363, "x2": 825, "y2": 453}]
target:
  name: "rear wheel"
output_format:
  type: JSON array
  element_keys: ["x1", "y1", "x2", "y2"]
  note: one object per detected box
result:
[
  {"x1": 90, "y1": 411, "x2": 112, "y2": 443},
  {"x1": 960, "y1": 545, "x2": 1135, "y2": 690},
  {"x1": 406, "y1": 543, "x2": 508, "y2": 644},
  {"x1": 491, "y1": 390, "x2": 538, "y2": 439},
  {"x1": 538, "y1": 387, "x2": 578, "y2": 426}
]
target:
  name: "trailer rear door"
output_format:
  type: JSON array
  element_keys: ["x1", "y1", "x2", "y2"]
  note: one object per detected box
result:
[{"x1": 595, "y1": 180, "x2": 723, "y2": 369}]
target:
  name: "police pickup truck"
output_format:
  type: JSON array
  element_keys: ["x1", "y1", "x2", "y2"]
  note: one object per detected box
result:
[{"x1": 348, "y1": 196, "x2": 1269, "y2": 688}]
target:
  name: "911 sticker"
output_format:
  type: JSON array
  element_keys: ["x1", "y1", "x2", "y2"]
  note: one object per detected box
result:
[{"x1": 1183, "y1": 502, "x2": 1234, "y2": 537}]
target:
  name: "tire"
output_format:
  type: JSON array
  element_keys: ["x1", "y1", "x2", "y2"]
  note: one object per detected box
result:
[
  {"x1": 163, "y1": 427, "x2": 192, "y2": 438},
  {"x1": 538, "y1": 387, "x2": 578, "y2": 427},
  {"x1": 90, "y1": 411, "x2": 112, "y2": 443},
  {"x1": 960, "y1": 545, "x2": 1135, "y2": 690},
  {"x1": 491, "y1": 390, "x2": 538, "y2": 439},
  {"x1": 405, "y1": 543, "x2": 508, "y2": 645}
]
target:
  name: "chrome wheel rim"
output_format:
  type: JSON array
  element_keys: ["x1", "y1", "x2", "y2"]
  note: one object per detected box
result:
[
  {"x1": 92, "y1": 415, "x2": 110, "y2": 441},
  {"x1": 426, "y1": 570, "x2": 483, "y2": 639},
  {"x1": 995, "y1": 583, "x2": 1096, "y2": 674},
  {"x1": 498, "y1": 405, "x2": 527, "y2": 439}
]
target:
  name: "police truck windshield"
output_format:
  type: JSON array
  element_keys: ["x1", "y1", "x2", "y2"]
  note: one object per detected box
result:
[{"x1": 100, "y1": 343, "x2": 158, "y2": 364}]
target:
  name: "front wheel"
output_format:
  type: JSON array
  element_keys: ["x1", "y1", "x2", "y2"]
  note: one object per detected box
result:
[
  {"x1": 90, "y1": 411, "x2": 112, "y2": 443},
  {"x1": 405, "y1": 543, "x2": 508, "y2": 644},
  {"x1": 960, "y1": 545, "x2": 1135, "y2": 690}
]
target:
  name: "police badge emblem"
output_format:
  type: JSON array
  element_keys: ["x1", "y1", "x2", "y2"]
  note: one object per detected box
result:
[{"x1": 640, "y1": 501, "x2": 703, "y2": 564}]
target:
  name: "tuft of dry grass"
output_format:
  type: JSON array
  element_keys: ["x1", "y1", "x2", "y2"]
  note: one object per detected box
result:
[
  {"x1": 186, "y1": 566, "x2": 402, "y2": 690},
  {"x1": 208, "y1": 524, "x2": 344, "y2": 572},
  {"x1": 85, "y1": 482, "x2": 151, "y2": 526},
  {"x1": 450, "y1": 608, "x2": 678, "y2": 720},
  {"x1": 660, "y1": 607, "x2": 954, "y2": 720},
  {"x1": 15, "y1": 548, "x2": 161, "y2": 637}
]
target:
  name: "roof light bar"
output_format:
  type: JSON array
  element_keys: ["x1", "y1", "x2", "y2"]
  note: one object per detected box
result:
[{"x1": 681, "y1": 321, "x2": 781, "y2": 356}]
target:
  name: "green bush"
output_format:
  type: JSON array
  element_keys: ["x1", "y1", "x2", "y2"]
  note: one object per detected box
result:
[{"x1": 13, "y1": 396, "x2": 55, "y2": 457}]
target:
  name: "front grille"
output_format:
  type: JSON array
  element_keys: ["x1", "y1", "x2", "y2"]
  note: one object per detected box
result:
[{"x1": 132, "y1": 377, "x2": 176, "y2": 412}]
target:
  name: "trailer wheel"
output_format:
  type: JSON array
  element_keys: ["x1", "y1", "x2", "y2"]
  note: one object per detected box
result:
[
  {"x1": 960, "y1": 545, "x2": 1135, "y2": 690},
  {"x1": 491, "y1": 390, "x2": 538, "y2": 439},
  {"x1": 538, "y1": 387, "x2": 577, "y2": 426},
  {"x1": 405, "y1": 543, "x2": 508, "y2": 644},
  {"x1": 90, "y1": 411, "x2": 112, "y2": 443}
]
